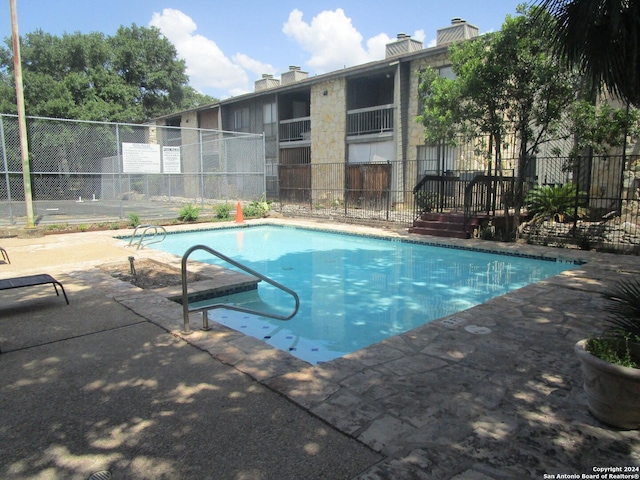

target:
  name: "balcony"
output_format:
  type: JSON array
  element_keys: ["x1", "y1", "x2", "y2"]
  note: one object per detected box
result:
[
  {"x1": 279, "y1": 117, "x2": 311, "y2": 144},
  {"x1": 347, "y1": 104, "x2": 394, "y2": 137}
]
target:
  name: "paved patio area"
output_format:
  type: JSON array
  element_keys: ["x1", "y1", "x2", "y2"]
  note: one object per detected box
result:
[{"x1": 1, "y1": 219, "x2": 639, "y2": 479}]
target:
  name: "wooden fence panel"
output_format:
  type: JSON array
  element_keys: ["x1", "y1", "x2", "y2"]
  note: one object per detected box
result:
[
  {"x1": 345, "y1": 163, "x2": 391, "y2": 208},
  {"x1": 279, "y1": 164, "x2": 311, "y2": 202}
]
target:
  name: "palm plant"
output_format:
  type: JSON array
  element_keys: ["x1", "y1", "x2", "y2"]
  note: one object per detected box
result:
[
  {"x1": 525, "y1": 183, "x2": 586, "y2": 223},
  {"x1": 586, "y1": 277, "x2": 640, "y2": 368},
  {"x1": 603, "y1": 277, "x2": 640, "y2": 342},
  {"x1": 537, "y1": 0, "x2": 640, "y2": 106}
]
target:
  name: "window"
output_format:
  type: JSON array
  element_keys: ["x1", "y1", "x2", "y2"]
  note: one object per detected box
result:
[
  {"x1": 417, "y1": 144, "x2": 456, "y2": 174},
  {"x1": 263, "y1": 103, "x2": 277, "y2": 137},
  {"x1": 234, "y1": 108, "x2": 250, "y2": 132},
  {"x1": 439, "y1": 65, "x2": 455, "y2": 79}
]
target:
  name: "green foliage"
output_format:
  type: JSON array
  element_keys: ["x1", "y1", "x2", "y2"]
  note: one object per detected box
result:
[
  {"x1": 525, "y1": 183, "x2": 586, "y2": 223},
  {"x1": 243, "y1": 197, "x2": 271, "y2": 218},
  {"x1": 539, "y1": 0, "x2": 640, "y2": 107},
  {"x1": 45, "y1": 223, "x2": 68, "y2": 231},
  {"x1": 127, "y1": 212, "x2": 140, "y2": 227},
  {"x1": 215, "y1": 203, "x2": 232, "y2": 220},
  {"x1": 414, "y1": 191, "x2": 438, "y2": 212},
  {"x1": 587, "y1": 337, "x2": 639, "y2": 369},
  {"x1": 0, "y1": 26, "x2": 216, "y2": 121},
  {"x1": 177, "y1": 203, "x2": 200, "y2": 222},
  {"x1": 418, "y1": 5, "x2": 577, "y2": 160},
  {"x1": 603, "y1": 277, "x2": 640, "y2": 342},
  {"x1": 417, "y1": 5, "x2": 580, "y2": 236},
  {"x1": 568, "y1": 100, "x2": 640, "y2": 156},
  {"x1": 585, "y1": 276, "x2": 640, "y2": 368}
]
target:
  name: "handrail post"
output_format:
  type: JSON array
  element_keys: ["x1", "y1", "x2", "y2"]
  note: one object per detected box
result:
[{"x1": 181, "y1": 251, "x2": 193, "y2": 334}]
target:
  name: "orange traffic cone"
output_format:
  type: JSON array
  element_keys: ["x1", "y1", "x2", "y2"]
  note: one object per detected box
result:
[{"x1": 235, "y1": 202, "x2": 244, "y2": 224}]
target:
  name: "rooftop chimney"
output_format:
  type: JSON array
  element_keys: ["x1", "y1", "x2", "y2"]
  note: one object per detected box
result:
[
  {"x1": 255, "y1": 73, "x2": 280, "y2": 92},
  {"x1": 281, "y1": 65, "x2": 309, "y2": 85},
  {"x1": 436, "y1": 18, "x2": 479, "y2": 46},
  {"x1": 385, "y1": 33, "x2": 423, "y2": 58}
]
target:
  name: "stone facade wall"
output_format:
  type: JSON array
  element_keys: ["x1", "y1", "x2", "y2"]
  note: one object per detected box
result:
[
  {"x1": 407, "y1": 53, "x2": 450, "y2": 159},
  {"x1": 311, "y1": 79, "x2": 346, "y2": 202},
  {"x1": 181, "y1": 111, "x2": 200, "y2": 197}
]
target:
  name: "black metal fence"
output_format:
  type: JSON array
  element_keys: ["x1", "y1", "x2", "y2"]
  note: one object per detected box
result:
[{"x1": 273, "y1": 155, "x2": 640, "y2": 253}]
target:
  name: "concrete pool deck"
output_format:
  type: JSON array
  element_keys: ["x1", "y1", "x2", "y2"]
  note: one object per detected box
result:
[{"x1": 1, "y1": 219, "x2": 639, "y2": 479}]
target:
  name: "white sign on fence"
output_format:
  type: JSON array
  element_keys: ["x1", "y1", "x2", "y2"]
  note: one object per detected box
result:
[
  {"x1": 122, "y1": 142, "x2": 161, "y2": 173},
  {"x1": 162, "y1": 146, "x2": 181, "y2": 174}
]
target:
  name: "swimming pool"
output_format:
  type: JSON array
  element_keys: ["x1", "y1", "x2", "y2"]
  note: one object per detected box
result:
[{"x1": 147, "y1": 225, "x2": 581, "y2": 364}]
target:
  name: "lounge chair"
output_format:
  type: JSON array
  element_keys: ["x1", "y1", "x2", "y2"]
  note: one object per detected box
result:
[
  {"x1": 0, "y1": 274, "x2": 69, "y2": 304},
  {"x1": 0, "y1": 246, "x2": 9, "y2": 264}
]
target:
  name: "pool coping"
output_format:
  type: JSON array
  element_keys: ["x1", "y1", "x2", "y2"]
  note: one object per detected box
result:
[{"x1": 99, "y1": 218, "x2": 640, "y2": 477}]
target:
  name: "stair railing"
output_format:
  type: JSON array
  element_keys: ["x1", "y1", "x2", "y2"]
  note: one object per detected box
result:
[{"x1": 180, "y1": 244, "x2": 300, "y2": 334}]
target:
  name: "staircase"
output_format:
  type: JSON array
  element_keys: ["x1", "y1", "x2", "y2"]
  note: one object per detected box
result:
[{"x1": 408, "y1": 212, "x2": 487, "y2": 239}]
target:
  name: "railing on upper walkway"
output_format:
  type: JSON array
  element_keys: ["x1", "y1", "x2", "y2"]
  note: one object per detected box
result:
[
  {"x1": 279, "y1": 117, "x2": 311, "y2": 143},
  {"x1": 347, "y1": 105, "x2": 394, "y2": 136}
]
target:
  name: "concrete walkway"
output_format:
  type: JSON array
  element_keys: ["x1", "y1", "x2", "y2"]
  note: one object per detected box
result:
[{"x1": 1, "y1": 220, "x2": 639, "y2": 479}]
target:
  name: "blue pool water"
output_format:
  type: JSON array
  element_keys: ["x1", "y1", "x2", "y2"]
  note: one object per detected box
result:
[{"x1": 146, "y1": 225, "x2": 581, "y2": 364}]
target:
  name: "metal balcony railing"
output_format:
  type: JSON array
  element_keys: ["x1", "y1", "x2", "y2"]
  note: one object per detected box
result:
[
  {"x1": 347, "y1": 105, "x2": 394, "y2": 136},
  {"x1": 279, "y1": 117, "x2": 311, "y2": 142}
]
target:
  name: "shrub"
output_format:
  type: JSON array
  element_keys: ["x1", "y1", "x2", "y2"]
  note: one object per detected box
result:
[
  {"x1": 178, "y1": 203, "x2": 200, "y2": 222},
  {"x1": 243, "y1": 196, "x2": 271, "y2": 218},
  {"x1": 215, "y1": 203, "x2": 232, "y2": 219},
  {"x1": 127, "y1": 213, "x2": 140, "y2": 227},
  {"x1": 415, "y1": 191, "x2": 439, "y2": 212}
]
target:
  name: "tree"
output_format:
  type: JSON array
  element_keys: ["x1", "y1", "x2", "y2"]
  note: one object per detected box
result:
[
  {"x1": 537, "y1": 0, "x2": 640, "y2": 107},
  {"x1": 418, "y1": 5, "x2": 578, "y2": 232},
  {"x1": 0, "y1": 25, "x2": 216, "y2": 122}
]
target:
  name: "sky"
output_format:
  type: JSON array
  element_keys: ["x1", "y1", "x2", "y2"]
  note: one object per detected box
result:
[{"x1": 1, "y1": 0, "x2": 527, "y2": 100}]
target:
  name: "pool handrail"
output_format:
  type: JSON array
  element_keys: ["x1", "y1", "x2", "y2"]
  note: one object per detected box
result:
[
  {"x1": 180, "y1": 244, "x2": 300, "y2": 334},
  {"x1": 127, "y1": 224, "x2": 167, "y2": 250}
]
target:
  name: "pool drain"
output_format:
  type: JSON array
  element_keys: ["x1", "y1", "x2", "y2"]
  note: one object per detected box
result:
[
  {"x1": 464, "y1": 325, "x2": 492, "y2": 335},
  {"x1": 440, "y1": 316, "x2": 466, "y2": 328}
]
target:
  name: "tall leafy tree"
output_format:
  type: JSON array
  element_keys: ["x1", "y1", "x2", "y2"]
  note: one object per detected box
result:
[
  {"x1": 537, "y1": 0, "x2": 640, "y2": 107},
  {"x1": 418, "y1": 5, "x2": 578, "y2": 231},
  {"x1": 0, "y1": 25, "x2": 216, "y2": 122}
]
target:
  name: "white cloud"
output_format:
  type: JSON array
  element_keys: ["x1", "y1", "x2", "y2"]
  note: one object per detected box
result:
[
  {"x1": 282, "y1": 8, "x2": 390, "y2": 73},
  {"x1": 413, "y1": 29, "x2": 426, "y2": 43},
  {"x1": 149, "y1": 8, "x2": 273, "y2": 98},
  {"x1": 232, "y1": 53, "x2": 276, "y2": 77}
]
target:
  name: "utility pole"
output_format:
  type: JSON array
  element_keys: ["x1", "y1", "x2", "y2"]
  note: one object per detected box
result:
[{"x1": 9, "y1": 0, "x2": 35, "y2": 228}]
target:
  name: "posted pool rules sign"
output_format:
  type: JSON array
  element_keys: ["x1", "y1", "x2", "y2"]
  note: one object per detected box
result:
[{"x1": 122, "y1": 143, "x2": 161, "y2": 173}]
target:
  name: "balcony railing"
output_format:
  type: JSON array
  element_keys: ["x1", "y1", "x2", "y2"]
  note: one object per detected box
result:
[
  {"x1": 347, "y1": 104, "x2": 394, "y2": 136},
  {"x1": 279, "y1": 117, "x2": 311, "y2": 143}
]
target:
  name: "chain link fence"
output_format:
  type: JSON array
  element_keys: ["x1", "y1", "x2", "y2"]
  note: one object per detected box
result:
[{"x1": 0, "y1": 115, "x2": 265, "y2": 225}]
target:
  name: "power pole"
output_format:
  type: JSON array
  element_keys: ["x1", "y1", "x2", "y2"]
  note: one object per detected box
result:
[{"x1": 9, "y1": 0, "x2": 35, "y2": 228}]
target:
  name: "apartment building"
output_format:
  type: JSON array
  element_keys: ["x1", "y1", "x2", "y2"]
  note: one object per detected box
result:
[{"x1": 152, "y1": 18, "x2": 480, "y2": 206}]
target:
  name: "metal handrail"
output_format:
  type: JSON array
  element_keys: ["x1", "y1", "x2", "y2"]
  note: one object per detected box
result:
[
  {"x1": 180, "y1": 244, "x2": 300, "y2": 334},
  {"x1": 127, "y1": 224, "x2": 167, "y2": 250}
]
